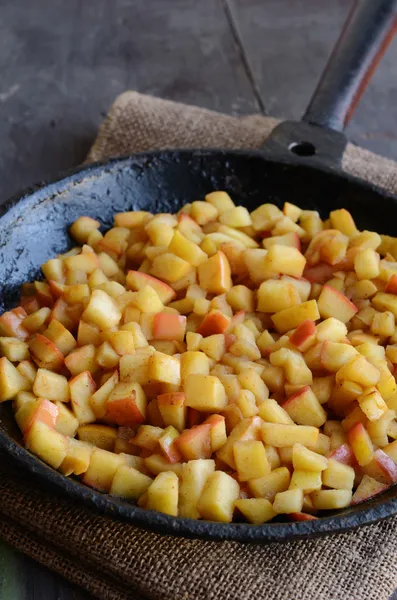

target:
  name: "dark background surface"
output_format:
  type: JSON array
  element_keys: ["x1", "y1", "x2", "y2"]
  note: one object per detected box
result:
[{"x1": 1, "y1": 0, "x2": 397, "y2": 598}]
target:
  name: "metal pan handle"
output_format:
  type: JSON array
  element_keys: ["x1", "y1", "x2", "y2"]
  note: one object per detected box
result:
[{"x1": 264, "y1": 0, "x2": 397, "y2": 168}]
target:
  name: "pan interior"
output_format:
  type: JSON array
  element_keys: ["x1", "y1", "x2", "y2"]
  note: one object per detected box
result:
[{"x1": 1, "y1": 149, "x2": 397, "y2": 541}]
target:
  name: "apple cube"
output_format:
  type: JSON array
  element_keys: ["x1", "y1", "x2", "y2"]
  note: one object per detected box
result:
[
  {"x1": 289, "y1": 320, "x2": 316, "y2": 352},
  {"x1": 197, "y1": 311, "x2": 229, "y2": 337},
  {"x1": 320, "y1": 341, "x2": 357, "y2": 372},
  {"x1": 43, "y1": 319, "x2": 77, "y2": 355},
  {"x1": 28, "y1": 334, "x2": 64, "y2": 371},
  {"x1": 271, "y1": 300, "x2": 320, "y2": 334},
  {"x1": 16, "y1": 360, "x2": 37, "y2": 386},
  {"x1": 0, "y1": 308, "x2": 29, "y2": 340},
  {"x1": 257, "y1": 280, "x2": 300, "y2": 313},
  {"x1": 311, "y1": 489, "x2": 352, "y2": 510},
  {"x1": 33, "y1": 368, "x2": 69, "y2": 403},
  {"x1": 357, "y1": 388, "x2": 388, "y2": 422},
  {"x1": 143, "y1": 453, "x2": 182, "y2": 477},
  {"x1": 107, "y1": 382, "x2": 146, "y2": 426},
  {"x1": 65, "y1": 344, "x2": 97, "y2": 376},
  {"x1": 25, "y1": 419, "x2": 68, "y2": 469},
  {"x1": 347, "y1": 423, "x2": 374, "y2": 466},
  {"x1": 70, "y1": 215, "x2": 100, "y2": 244},
  {"x1": 261, "y1": 423, "x2": 319, "y2": 448},
  {"x1": 203, "y1": 414, "x2": 227, "y2": 451},
  {"x1": 59, "y1": 438, "x2": 93, "y2": 476},
  {"x1": 157, "y1": 392, "x2": 186, "y2": 431},
  {"x1": 197, "y1": 471, "x2": 240, "y2": 523},
  {"x1": 83, "y1": 448, "x2": 124, "y2": 492},
  {"x1": 0, "y1": 337, "x2": 29, "y2": 362},
  {"x1": 216, "y1": 416, "x2": 262, "y2": 468},
  {"x1": 289, "y1": 470, "x2": 322, "y2": 493},
  {"x1": 54, "y1": 401, "x2": 79, "y2": 437},
  {"x1": 126, "y1": 271, "x2": 176, "y2": 304},
  {"x1": 152, "y1": 313, "x2": 186, "y2": 342},
  {"x1": 336, "y1": 355, "x2": 380, "y2": 388},
  {"x1": 148, "y1": 351, "x2": 180, "y2": 385},
  {"x1": 109, "y1": 465, "x2": 153, "y2": 500},
  {"x1": 226, "y1": 285, "x2": 254, "y2": 313},
  {"x1": 184, "y1": 374, "x2": 227, "y2": 412},
  {"x1": 354, "y1": 248, "x2": 380, "y2": 280},
  {"x1": 0, "y1": 357, "x2": 30, "y2": 402},
  {"x1": 236, "y1": 389, "x2": 258, "y2": 418},
  {"x1": 180, "y1": 352, "x2": 210, "y2": 385},
  {"x1": 316, "y1": 317, "x2": 347, "y2": 342},
  {"x1": 292, "y1": 443, "x2": 328, "y2": 471},
  {"x1": 258, "y1": 398, "x2": 293, "y2": 425},
  {"x1": 77, "y1": 423, "x2": 117, "y2": 451},
  {"x1": 16, "y1": 398, "x2": 59, "y2": 436},
  {"x1": 371, "y1": 449, "x2": 397, "y2": 483},
  {"x1": 146, "y1": 471, "x2": 179, "y2": 516},
  {"x1": 273, "y1": 488, "x2": 304, "y2": 514},
  {"x1": 119, "y1": 347, "x2": 156, "y2": 385},
  {"x1": 282, "y1": 386, "x2": 327, "y2": 427},
  {"x1": 176, "y1": 423, "x2": 212, "y2": 460},
  {"x1": 235, "y1": 498, "x2": 276, "y2": 524},
  {"x1": 69, "y1": 371, "x2": 96, "y2": 424},
  {"x1": 322, "y1": 458, "x2": 355, "y2": 489},
  {"x1": 233, "y1": 440, "x2": 270, "y2": 481},
  {"x1": 248, "y1": 467, "x2": 291, "y2": 501},
  {"x1": 179, "y1": 459, "x2": 216, "y2": 519},
  {"x1": 263, "y1": 244, "x2": 306, "y2": 278},
  {"x1": 168, "y1": 230, "x2": 207, "y2": 266},
  {"x1": 82, "y1": 289, "x2": 121, "y2": 329},
  {"x1": 198, "y1": 251, "x2": 232, "y2": 294},
  {"x1": 317, "y1": 285, "x2": 358, "y2": 323},
  {"x1": 351, "y1": 474, "x2": 389, "y2": 505}
]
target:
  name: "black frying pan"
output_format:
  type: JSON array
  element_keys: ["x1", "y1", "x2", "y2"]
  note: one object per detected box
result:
[{"x1": 1, "y1": 0, "x2": 397, "y2": 543}]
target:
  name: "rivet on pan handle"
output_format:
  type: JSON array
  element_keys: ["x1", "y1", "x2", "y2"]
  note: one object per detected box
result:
[{"x1": 264, "y1": 0, "x2": 397, "y2": 169}]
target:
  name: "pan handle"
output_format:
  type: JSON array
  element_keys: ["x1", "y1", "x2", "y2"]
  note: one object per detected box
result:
[
  {"x1": 263, "y1": 0, "x2": 397, "y2": 168},
  {"x1": 303, "y1": 0, "x2": 397, "y2": 132}
]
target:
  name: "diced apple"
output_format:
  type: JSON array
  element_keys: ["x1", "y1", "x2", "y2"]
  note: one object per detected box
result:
[
  {"x1": 54, "y1": 401, "x2": 79, "y2": 437},
  {"x1": 261, "y1": 422, "x2": 319, "y2": 447},
  {"x1": 176, "y1": 423, "x2": 212, "y2": 461},
  {"x1": 258, "y1": 398, "x2": 294, "y2": 425},
  {"x1": 28, "y1": 334, "x2": 64, "y2": 371},
  {"x1": 184, "y1": 374, "x2": 227, "y2": 411},
  {"x1": 179, "y1": 459, "x2": 216, "y2": 519},
  {"x1": 77, "y1": 424, "x2": 117, "y2": 451},
  {"x1": 292, "y1": 443, "x2": 328, "y2": 471},
  {"x1": 59, "y1": 438, "x2": 93, "y2": 476},
  {"x1": 273, "y1": 488, "x2": 303, "y2": 514},
  {"x1": 351, "y1": 474, "x2": 389, "y2": 505},
  {"x1": 126, "y1": 271, "x2": 176, "y2": 304},
  {"x1": 197, "y1": 471, "x2": 239, "y2": 523},
  {"x1": 322, "y1": 458, "x2": 354, "y2": 489},
  {"x1": 33, "y1": 368, "x2": 69, "y2": 403},
  {"x1": 119, "y1": 346, "x2": 156, "y2": 385},
  {"x1": 65, "y1": 344, "x2": 97, "y2": 376},
  {"x1": 148, "y1": 351, "x2": 180, "y2": 385},
  {"x1": 0, "y1": 308, "x2": 29, "y2": 340},
  {"x1": 146, "y1": 471, "x2": 179, "y2": 516},
  {"x1": 198, "y1": 251, "x2": 232, "y2": 294},
  {"x1": 233, "y1": 440, "x2": 270, "y2": 481},
  {"x1": 248, "y1": 467, "x2": 291, "y2": 502},
  {"x1": 336, "y1": 355, "x2": 380, "y2": 388},
  {"x1": 25, "y1": 419, "x2": 68, "y2": 469},
  {"x1": 289, "y1": 470, "x2": 322, "y2": 493},
  {"x1": 257, "y1": 280, "x2": 300, "y2": 313},
  {"x1": 106, "y1": 381, "x2": 146, "y2": 426},
  {"x1": 235, "y1": 498, "x2": 276, "y2": 524},
  {"x1": 43, "y1": 320, "x2": 77, "y2": 355},
  {"x1": 69, "y1": 371, "x2": 96, "y2": 424},
  {"x1": 157, "y1": 392, "x2": 186, "y2": 431},
  {"x1": 109, "y1": 465, "x2": 153, "y2": 500},
  {"x1": 317, "y1": 285, "x2": 358, "y2": 323},
  {"x1": 311, "y1": 489, "x2": 352, "y2": 509},
  {"x1": 0, "y1": 357, "x2": 30, "y2": 402},
  {"x1": 203, "y1": 414, "x2": 227, "y2": 451},
  {"x1": 83, "y1": 448, "x2": 124, "y2": 492},
  {"x1": 216, "y1": 416, "x2": 262, "y2": 468},
  {"x1": 282, "y1": 386, "x2": 327, "y2": 427},
  {"x1": 347, "y1": 422, "x2": 374, "y2": 466},
  {"x1": 152, "y1": 313, "x2": 186, "y2": 342},
  {"x1": 271, "y1": 300, "x2": 320, "y2": 334}
]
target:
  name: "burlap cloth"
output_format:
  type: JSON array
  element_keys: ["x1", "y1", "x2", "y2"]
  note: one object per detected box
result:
[{"x1": 2, "y1": 91, "x2": 397, "y2": 600}]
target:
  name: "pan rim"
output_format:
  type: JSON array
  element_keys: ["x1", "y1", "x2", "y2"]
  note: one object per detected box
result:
[{"x1": 1, "y1": 148, "x2": 397, "y2": 543}]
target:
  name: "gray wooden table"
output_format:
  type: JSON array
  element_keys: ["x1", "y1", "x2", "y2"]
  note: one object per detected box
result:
[{"x1": 1, "y1": 0, "x2": 397, "y2": 598}]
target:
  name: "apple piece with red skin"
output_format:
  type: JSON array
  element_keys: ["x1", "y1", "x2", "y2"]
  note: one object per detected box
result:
[
  {"x1": 289, "y1": 320, "x2": 316, "y2": 351},
  {"x1": 303, "y1": 263, "x2": 334, "y2": 284},
  {"x1": 28, "y1": 334, "x2": 64, "y2": 371},
  {"x1": 372, "y1": 449, "x2": 397, "y2": 483},
  {"x1": 328, "y1": 443, "x2": 357, "y2": 467},
  {"x1": 317, "y1": 285, "x2": 358, "y2": 323},
  {"x1": 175, "y1": 423, "x2": 212, "y2": 461},
  {"x1": 126, "y1": 271, "x2": 176, "y2": 304},
  {"x1": 287, "y1": 512, "x2": 318, "y2": 522},
  {"x1": 0, "y1": 308, "x2": 29, "y2": 340},
  {"x1": 21, "y1": 398, "x2": 59, "y2": 438},
  {"x1": 152, "y1": 313, "x2": 187, "y2": 342},
  {"x1": 225, "y1": 310, "x2": 245, "y2": 334},
  {"x1": 224, "y1": 334, "x2": 237, "y2": 350},
  {"x1": 34, "y1": 281, "x2": 54, "y2": 307},
  {"x1": 351, "y1": 474, "x2": 390, "y2": 505},
  {"x1": 385, "y1": 274, "x2": 397, "y2": 294},
  {"x1": 158, "y1": 426, "x2": 182, "y2": 464},
  {"x1": 347, "y1": 422, "x2": 374, "y2": 467},
  {"x1": 197, "y1": 311, "x2": 230, "y2": 337},
  {"x1": 50, "y1": 297, "x2": 83, "y2": 331},
  {"x1": 203, "y1": 414, "x2": 227, "y2": 451},
  {"x1": 157, "y1": 391, "x2": 186, "y2": 431},
  {"x1": 106, "y1": 382, "x2": 146, "y2": 427}
]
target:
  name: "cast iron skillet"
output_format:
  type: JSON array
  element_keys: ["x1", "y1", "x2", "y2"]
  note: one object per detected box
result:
[{"x1": 1, "y1": 0, "x2": 397, "y2": 543}]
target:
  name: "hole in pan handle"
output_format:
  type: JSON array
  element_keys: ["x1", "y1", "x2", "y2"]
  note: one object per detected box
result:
[{"x1": 263, "y1": 0, "x2": 397, "y2": 169}]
